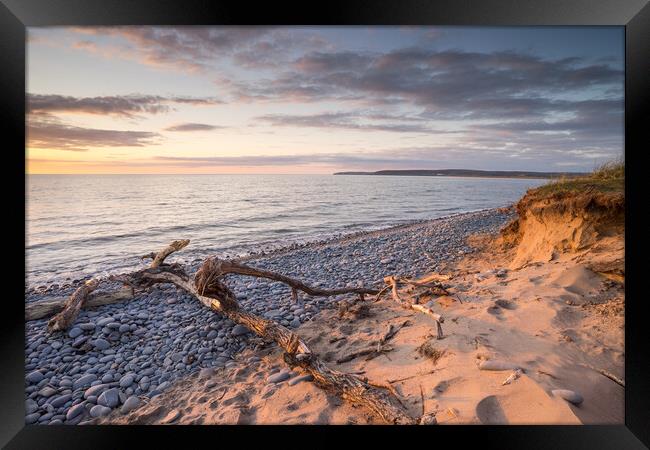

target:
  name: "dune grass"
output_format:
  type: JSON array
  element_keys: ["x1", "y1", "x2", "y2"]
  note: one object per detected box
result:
[{"x1": 532, "y1": 160, "x2": 624, "y2": 197}]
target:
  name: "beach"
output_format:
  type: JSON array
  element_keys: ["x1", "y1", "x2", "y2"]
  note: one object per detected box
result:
[
  {"x1": 24, "y1": 189, "x2": 625, "y2": 425},
  {"x1": 24, "y1": 208, "x2": 512, "y2": 424}
]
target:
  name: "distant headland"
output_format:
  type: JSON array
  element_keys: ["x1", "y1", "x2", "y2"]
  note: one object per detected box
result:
[{"x1": 333, "y1": 169, "x2": 587, "y2": 179}]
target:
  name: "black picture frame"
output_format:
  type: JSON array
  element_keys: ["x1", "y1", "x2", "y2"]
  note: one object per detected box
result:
[{"x1": 2, "y1": 0, "x2": 648, "y2": 448}]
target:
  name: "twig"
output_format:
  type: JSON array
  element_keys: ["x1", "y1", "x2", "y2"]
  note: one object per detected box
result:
[
  {"x1": 379, "y1": 319, "x2": 412, "y2": 345},
  {"x1": 580, "y1": 363, "x2": 625, "y2": 387},
  {"x1": 388, "y1": 369, "x2": 437, "y2": 384},
  {"x1": 537, "y1": 370, "x2": 559, "y2": 380},
  {"x1": 419, "y1": 384, "x2": 425, "y2": 416}
]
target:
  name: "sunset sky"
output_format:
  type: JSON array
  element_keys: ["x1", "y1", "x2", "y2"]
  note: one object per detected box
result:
[{"x1": 26, "y1": 26, "x2": 624, "y2": 174}]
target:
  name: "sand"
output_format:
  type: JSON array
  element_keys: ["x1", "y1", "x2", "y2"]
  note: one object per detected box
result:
[{"x1": 97, "y1": 218, "x2": 624, "y2": 425}]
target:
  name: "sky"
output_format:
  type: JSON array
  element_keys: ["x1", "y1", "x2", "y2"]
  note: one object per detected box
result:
[{"x1": 26, "y1": 26, "x2": 624, "y2": 174}]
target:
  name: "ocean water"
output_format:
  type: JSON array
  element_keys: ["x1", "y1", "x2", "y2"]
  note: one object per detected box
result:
[{"x1": 26, "y1": 174, "x2": 546, "y2": 288}]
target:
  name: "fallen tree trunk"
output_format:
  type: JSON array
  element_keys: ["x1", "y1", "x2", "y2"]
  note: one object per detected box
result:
[
  {"x1": 109, "y1": 241, "x2": 434, "y2": 424},
  {"x1": 26, "y1": 287, "x2": 133, "y2": 322}
]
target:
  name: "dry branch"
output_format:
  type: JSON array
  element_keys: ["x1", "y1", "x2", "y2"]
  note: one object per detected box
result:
[
  {"x1": 213, "y1": 259, "x2": 380, "y2": 298},
  {"x1": 150, "y1": 239, "x2": 190, "y2": 268},
  {"x1": 379, "y1": 320, "x2": 411, "y2": 345}
]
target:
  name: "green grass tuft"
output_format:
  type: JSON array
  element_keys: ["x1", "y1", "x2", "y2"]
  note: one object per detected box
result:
[{"x1": 532, "y1": 159, "x2": 624, "y2": 197}]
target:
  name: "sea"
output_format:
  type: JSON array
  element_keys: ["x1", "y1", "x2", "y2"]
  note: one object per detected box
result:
[{"x1": 26, "y1": 174, "x2": 547, "y2": 288}]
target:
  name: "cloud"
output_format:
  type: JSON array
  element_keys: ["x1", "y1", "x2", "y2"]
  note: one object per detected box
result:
[
  {"x1": 66, "y1": 26, "x2": 327, "y2": 73},
  {"x1": 256, "y1": 111, "x2": 436, "y2": 133},
  {"x1": 223, "y1": 48, "x2": 622, "y2": 117},
  {"x1": 27, "y1": 117, "x2": 160, "y2": 151},
  {"x1": 27, "y1": 94, "x2": 220, "y2": 118},
  {"x1": 164, "y1": 123, "x2": 222, "y2": 132}
]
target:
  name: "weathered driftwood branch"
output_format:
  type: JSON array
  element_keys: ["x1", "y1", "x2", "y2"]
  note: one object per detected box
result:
[
  {"x1": 383, "y1": 276, "x2": 445, "y2": 339},
  {"x1": 111, "y1": 241, "x2": 433, "y2": 424},
  {"x1": 150, "y1": 239, "x2": 190, "y2": 268},
  {"x1": 46, "y1": 240, "x2": 191, "y2": 333},
  {"x1": 47, "y1": 279, "x2": 100, "y2": 332},
  {"x1": 26, "y1": 287, "x2": 133, "y2": 322},
  {"x1": 213, "y1": 259, "x2": 380, "y2": 298}
]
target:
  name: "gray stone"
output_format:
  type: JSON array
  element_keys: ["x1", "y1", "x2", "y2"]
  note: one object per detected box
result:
[
  {"x1": 93, "y1": 339, "x2": 110, "y2": 351},
  {"x1": 72, "y1": 335, "x2": 90, "y2": 347},
  {"x1": 84, "y1": 384, "x2": 109, "y2": 399},
  {"x1": 68, "y1": 328, "x2": 83, "y2": 339},
  {"x1": 26, "y1": 370, "x2": 44, "y2": 384},
  {"x1": 119, "y1": 374, "x2": 135, "y2": 388},
  {"x1": 120, "y1": 396, "x2": 141, "y2": 413},
  {"x1": 101, "y1": 374, "x2": 113, "y2": 383},
  {"x1": 98, "y1": 388, "x2": 120, "y2": 408},
  {"x1": 552, "y1": 389, "x2": 584, "y2": 405},
  {"x1": 90, "y1": 404, "x2": 112, "y2": 418},
  {"x1": 66, "y1": 403, "x2": 86, "y2": 420},
  {"x1": 97, "y1": 317, "x2": 114, "y2": 327},
  {"x1": 50, "y1": 394, "x2": 72, "y2": 408},
  {"x1": 38, "y1": 386, "x2": 57, "y2": 397},
  {"x1": 231, "y1": 325, "x2": 249, "y2": 336},
  {"x1": 73, "y1": 374, "x2": 98, "y2": 390}
]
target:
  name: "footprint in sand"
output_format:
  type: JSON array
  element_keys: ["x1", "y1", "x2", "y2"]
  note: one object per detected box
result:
[
  {"x1": 433, "y1": 377, "x2": 462, "y2": 395},
  {"x1": 475, "y1": 395, "x2": 508, "y2": 424},
  {"x1": 339, "y1": 324, "x2": 354, "y2": 335},
  {"x1": 552, "y1": 307, "x2": 583, "y2": 328},
  {"x1": 487, "y1": 305, "x2": 502, "y2": 316},
  {"x1": 495, "y1": 299, "x2": 517, "y2": 310}
]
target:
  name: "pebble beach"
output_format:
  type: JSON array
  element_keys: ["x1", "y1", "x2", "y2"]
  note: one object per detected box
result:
[{"x1": 24, "y1": 208, "x2": 514, "y2": 425}]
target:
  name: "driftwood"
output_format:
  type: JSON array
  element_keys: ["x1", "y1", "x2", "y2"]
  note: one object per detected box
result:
[
  {"x1": 44, "y1": 242, "x2": 191, "y2": 332},
  {"x1": 382, "y1": 276, "x2": 445, "y2": 339},
  {"x1": 211, "y1": 259, "x2": 379, "y2": 299},
  {"x1": 108, "y1": 240, "x2": 435, "y2": 425},
  {"x1": 47, "y1": 279, "x2": 100, "y2": 332},
  {"x1": 26, "y1": 287, "x2": 133, "y2": 322}
]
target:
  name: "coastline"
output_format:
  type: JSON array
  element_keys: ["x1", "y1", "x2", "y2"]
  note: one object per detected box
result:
[
  {"x1": 26, "y1": 206, "x2": 512, "y2": 298},
  {"x1": 24, "y1": 194, "x2": 624, "y2": 425}
]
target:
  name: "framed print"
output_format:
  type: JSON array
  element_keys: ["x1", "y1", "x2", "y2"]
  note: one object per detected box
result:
[{"x1": 1, "y1": 0, "x2": 649, "y2": 448}]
